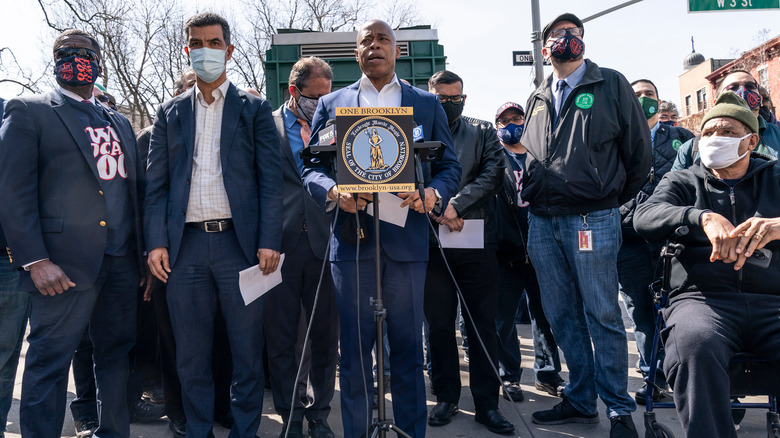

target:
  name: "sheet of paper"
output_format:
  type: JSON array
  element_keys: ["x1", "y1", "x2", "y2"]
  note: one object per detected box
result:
[
  {"x1": 239, "y1": 253, "x2": 285, "y2": 306},
  {"x1": 439, "y1": 219, "x2": 484, "y2": 249},
  {"x1": 366, "y1": 192, "x2": 409, "y2": 228}
]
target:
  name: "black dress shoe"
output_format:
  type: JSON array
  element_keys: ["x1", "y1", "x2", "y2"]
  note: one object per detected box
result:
[
  {"x1": 475, "y1": 409, "x2": 515, "y2": 435},
  {"x1": 308, "y1": 419, "x2": 335, "y2": 438},
  {"x1": 169, "y1": 416, "x2": 186, "y2": 438},
  {"x1": 427, "y1": 402, "x2": 458, "y2": 426},
  {"x1": 634, "y1": 383, "x2": 666, "y2": 405}
]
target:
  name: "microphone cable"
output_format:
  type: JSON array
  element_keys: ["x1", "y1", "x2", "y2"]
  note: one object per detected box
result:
[{"x1": 421, "y1": 180, "x2": 535, "y2": 438}]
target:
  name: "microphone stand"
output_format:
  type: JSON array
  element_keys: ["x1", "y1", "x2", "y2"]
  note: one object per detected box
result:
[{"x1": 304, "y1": 134, "x2": 444, "y2": 438}]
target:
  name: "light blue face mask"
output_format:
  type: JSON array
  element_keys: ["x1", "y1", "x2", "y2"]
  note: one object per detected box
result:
[{"x1": 189, "y1": 47, "x2": 226, "y2": 83}]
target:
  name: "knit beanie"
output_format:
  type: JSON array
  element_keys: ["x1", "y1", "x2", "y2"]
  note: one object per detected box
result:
[{"x1": 701, "y1": 91, "x2": 758, "y2": 133}]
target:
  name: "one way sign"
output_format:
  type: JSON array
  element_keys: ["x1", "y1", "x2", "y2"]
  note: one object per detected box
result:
[{"x1": 512, "y1": 51, "x2": 550, "y2": 66}]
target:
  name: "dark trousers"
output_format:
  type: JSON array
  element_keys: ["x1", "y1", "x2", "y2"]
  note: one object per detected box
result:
[
  {"x1": 331, "y1": 253, "x2": 427, "y2": 438},
  {"x1": 20, "y1": 254, "x2": 138, "y2": 438},
  {"x1": 424, "y1": 247, "x2": 500, "y2": 412},
  {"x1": 70, "y1": 329, "x2": 97, "y2": 422},
  {"x1": 264, "y1": 236, "x2": 338, "y2": 422},
  {"x1": 617, "y1": 236, "x2": 666, "y2": 386},
  {"x1": 662, "y1": 291, "x2": 780, "y2": 438},
  {"x1": 167, "y1": 228, "x2": 264, "y2": 438},
  {"x1": 495, "y1": 260, "x2": 562, "y2": 384},
  {"x1": 152, "y1": 282, "x2": 232, "y2": 423}
]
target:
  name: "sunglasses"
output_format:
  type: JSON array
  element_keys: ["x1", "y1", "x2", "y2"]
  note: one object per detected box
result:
[
  {"x1": 96, "y1": 95, "x2": 109, "y2": 103},
  {"x1": 55, "y1": 47, "x2": 99, "y2": 62}
]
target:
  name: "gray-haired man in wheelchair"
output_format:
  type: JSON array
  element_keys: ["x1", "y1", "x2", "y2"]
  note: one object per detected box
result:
[{"x1": 634, "y1": 91, "x2": 780, "y2": 437}]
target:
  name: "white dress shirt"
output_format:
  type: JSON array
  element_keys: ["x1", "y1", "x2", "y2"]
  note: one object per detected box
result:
[
  {"x1": 186, "y1": 79, "x2": 233, "y2": 222},
  {"x1": 358, "y1": 74, "x2": 402, "y2": 108}
]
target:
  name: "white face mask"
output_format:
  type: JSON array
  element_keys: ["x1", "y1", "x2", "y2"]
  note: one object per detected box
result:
[{"x1": 699, "y1": 133, "x2": 751, "y2": 169}]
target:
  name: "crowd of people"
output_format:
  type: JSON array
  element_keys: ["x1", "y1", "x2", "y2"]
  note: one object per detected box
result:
[{"x1": 1, "y1": 9, "x2": 780, "y2": 438}]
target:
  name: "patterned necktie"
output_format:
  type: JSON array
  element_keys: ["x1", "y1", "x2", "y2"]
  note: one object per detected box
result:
[{"x1": 297, "y1": 118, "x2": 311, "y2": 147}]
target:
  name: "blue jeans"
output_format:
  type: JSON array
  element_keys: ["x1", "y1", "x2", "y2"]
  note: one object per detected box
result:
[
  {"x1": 528, "y1": 209, "x2": 635, "y2": 417},
  {"x1": 495, "y1": 260, "x2": 562, "y2": 384},
  {"x1": 0, "y1": 257, "x2": 29, "y2": 435},
  {"x1": 617, "y1": 236, "x2": 667, "y2": 388}
]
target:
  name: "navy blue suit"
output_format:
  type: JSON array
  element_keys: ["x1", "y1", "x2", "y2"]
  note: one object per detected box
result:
[
  {"x1": 303, "y1": 79, "x2": 461, "y2": 438},
  {"x1": 0, "y1": 90, "x2": 143, "y2": 438},
  {"x1": 144, "y1": 83, "x2": 283, "y2": 438}
]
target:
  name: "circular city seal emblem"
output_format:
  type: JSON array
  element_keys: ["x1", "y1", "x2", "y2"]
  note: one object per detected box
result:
[
  {"x1": 672, "y1": 139, "x2": 682, "y2": 151},
  {"x1": 575, "y1": 93, "x2": 594, "y2": 109},
  {"x1": 342, "y1": 116, "x2": 410, "y2": 184}
]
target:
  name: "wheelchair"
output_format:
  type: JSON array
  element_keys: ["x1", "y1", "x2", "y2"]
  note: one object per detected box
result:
[{"x1": 642, "y1": 226, "x2": 780, "y2": 438}]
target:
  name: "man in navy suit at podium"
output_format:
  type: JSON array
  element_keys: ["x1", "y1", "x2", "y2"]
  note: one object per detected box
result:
[{"x1": 303, "y1": 19, "x2": 461, "y2": 438}]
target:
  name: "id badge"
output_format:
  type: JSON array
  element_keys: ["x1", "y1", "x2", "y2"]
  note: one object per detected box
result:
[{"x1": 578, "y1": 230, "x2": 593, "y2": 252}]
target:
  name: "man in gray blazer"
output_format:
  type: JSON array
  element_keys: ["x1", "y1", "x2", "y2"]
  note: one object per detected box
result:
[{"x1": 265, "y1": 56, "x2": 339, "y2": 438}]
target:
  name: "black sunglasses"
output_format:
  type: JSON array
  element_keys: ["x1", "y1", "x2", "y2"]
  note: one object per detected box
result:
[
  {"x1": 96, "y1": 95, "x2": 109, "y2": 103},
  {"x1": 55, "y1": 47, "x2": 99, "y2": 62}
]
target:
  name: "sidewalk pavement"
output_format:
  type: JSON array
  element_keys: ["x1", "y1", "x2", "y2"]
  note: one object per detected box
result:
[{"x1": 3, "y1": 300, "x2": 769, "y2": 437}]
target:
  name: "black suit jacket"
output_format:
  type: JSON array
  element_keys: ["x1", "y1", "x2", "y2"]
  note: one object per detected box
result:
[
  {"x1": 273, "y1": 106, "x2": 330, "y2": 258},
  {"x1": 0, "y1": 90, "x2": 144, "y2": 291}
]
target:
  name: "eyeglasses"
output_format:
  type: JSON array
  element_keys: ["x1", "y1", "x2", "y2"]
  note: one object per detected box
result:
[
  {"x1": 437, "y1": 94, "x2": 466, "y2": 104},
  {"x1": 95, "y1": 95, "x2": 109, "y2": 103},
  {"x1": 724, "y1": 81, "x2": 758, "y2": 92},
  {"x1": 55, "y1": 47, "x2": 99, "y2": 62},
  {"x1": 548, "y1": 27, "x2": 583, "y2": 40},
  {"x1": 496, "y1": 116, "x2": 524, "y2": 128}
]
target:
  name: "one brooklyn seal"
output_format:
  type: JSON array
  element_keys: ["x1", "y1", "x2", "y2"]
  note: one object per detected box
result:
[{"x1": 342, "y1": 116, "x2": 410, "y2": 184}]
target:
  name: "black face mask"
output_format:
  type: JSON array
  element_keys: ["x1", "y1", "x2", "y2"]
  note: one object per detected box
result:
[{"x1": 441, "y1": 101, "x2": 464, "y2": 124}]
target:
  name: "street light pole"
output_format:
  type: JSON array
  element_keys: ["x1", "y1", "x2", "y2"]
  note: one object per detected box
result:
[{"x1": 530, "y1": 0, "x2": 544, "y2": 87}]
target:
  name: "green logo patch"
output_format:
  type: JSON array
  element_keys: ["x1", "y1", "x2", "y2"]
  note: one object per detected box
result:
[
  {"x1": 672, "y1": 139, "x2": 682, "y2": 151},
  {"x1": 575, "y1": 93, "x2": 594, "y2": 109}
]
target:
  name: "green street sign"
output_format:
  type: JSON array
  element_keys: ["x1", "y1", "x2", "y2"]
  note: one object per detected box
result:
[{"x1": 689, "y1": 0, "x2": 780, "y2": 12}]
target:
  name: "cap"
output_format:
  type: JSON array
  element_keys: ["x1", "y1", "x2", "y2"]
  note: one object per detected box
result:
[
  {"x1": 542, "y1": 13, "x2": 584, "y2": 42},
  {"x1": 700, "y1": 91, "x2": 758, "y2": 134},
  {"x1": 496, "y1": 102, "x2": 525, "y2": 120}
]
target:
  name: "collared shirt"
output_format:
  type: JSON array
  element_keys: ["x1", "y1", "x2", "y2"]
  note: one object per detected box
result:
[
  {"x1": 551, "y1": 61, "x2": 587, "y2": 115},
  {"x1": 60, "y1": 87, "x2": 96, "y2": 105},
  {"x1": 186, "y1": 79, "x2": 232, "y2": 222},
  {"x1": 650, "y1": 121, "x2": 660, "y2": 145},
  {"x1": 282, "y1": 101, "x2": 307, "y2": 173},
  {"x1": 358, "y1": 73, "x2": 402, "y2": 107}
]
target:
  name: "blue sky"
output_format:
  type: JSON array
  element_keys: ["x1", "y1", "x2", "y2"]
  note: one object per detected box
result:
[{"x1": 1, "y1": 0, "x2": 778, "y2": 122}]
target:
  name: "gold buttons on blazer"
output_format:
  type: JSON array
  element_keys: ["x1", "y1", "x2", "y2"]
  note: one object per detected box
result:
[
  {"x1": 99, "y1": 221, "x2": 107, "y2": 227},
  {"x1": 99, "y1": 190, "x2": 104, "y2": 195}
]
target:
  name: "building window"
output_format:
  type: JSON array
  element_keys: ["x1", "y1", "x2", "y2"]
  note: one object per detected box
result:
[
  {"x1": 759, "y1": 66, "x2": 769, "y2": 91},
  {"x1": 685, "y1": 95, "x2": 692, "y2": 116},
  {"x1": 696, "y1": 88, "x2": 708, "y2": 112}
]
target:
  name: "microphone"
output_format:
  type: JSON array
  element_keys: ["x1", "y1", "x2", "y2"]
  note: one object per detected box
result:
[
  {"x1": 318, "y1": 119, "x2": 337, "y2": 145},
  {"x1": 413, "y1": 124, "x2": 424, "y2": 143},
  {"x1": 412, "y1": 123, "x2": 426, "y2": 209}
]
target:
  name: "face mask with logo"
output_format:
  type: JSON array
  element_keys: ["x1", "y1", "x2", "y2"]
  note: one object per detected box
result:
[
  {"x1": 638, "y1": 96, "x2": 658, "y2": 120},
  {"x1": 441, "y1": 101, "x2": 464, "y2": 124},
  {"x1": 296, "y1": 92, "x2": 319, "y2": 122},
  {"x1": 55, "y1": 55, "x2": 99, "y2": 86},
  {"x1": 733, "y1": 86, "x2": 762, "y2": 111},
  {"x1": 497, "y1": 123, "x2": 524, "y2": 144},
  {"x1": 699, "y1": 134, "x2": 751, "y2": 169},
  {"x1": 189, "y1": 47, "x2": 226, "y2": 83},
  {"x1": 549, "y1": 30, "x2": 585, "y2": 61}
]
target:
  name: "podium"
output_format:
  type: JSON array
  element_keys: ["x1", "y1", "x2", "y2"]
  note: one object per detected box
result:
[{"x1": 301, "y1": 107, "x2": 444, "y2": 438}]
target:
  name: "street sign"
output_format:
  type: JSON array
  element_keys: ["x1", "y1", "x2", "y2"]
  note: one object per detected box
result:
[
  {"x1": 688, "y1": 0, "x2": 779, "y2": 12},
  {"x1": 512, "y1": 51, "x2": 550, "y2": 66},
  {"x1": 513, "y1": 51, "x2": 534, "y2": 66}
]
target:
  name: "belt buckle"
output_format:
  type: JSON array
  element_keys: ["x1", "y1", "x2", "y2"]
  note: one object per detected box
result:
[{"x1": 204, "y1": 220, "x2": 223, "y2": 232}]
